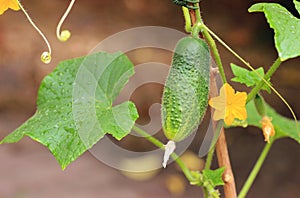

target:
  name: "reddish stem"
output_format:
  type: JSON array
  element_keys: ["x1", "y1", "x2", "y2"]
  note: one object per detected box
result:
[
  {"x1": 210, "y1": 67, "x2": 237, "y2": 198},
  {"x1": 189, "y1": 8, "x2": 237, "y2": 197}
]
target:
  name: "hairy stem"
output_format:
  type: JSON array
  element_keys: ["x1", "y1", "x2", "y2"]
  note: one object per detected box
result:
[
  {"x1": 204, "y1": 143, "x2": 215, "y2": 170},
  {"x1": 202, "y1": 30, "x2": 227, "y2": 83},
  {"x1": 191, "y1": 4, "x2": 227, "y2": 84},
  {"x1": 132, "y1": 126, "x2": 195, "y2": 181},
  {"x1": 247, "y1": 57, "x2": 281, "y2": 102},
  {"x1": 238, "y1": 142, "x2": 273, "y2": 198},
  {"x1": 132, "y1": 125, "x2": 164, "y2": 148}
]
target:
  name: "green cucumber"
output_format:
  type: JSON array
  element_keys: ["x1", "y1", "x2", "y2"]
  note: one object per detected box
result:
[{"x1": 162, "y1": 36, "x2": 210, "y2": 142}]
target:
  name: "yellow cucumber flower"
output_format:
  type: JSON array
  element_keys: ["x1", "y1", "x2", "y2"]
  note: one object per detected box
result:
[
  {"x1": 0, "y1": 0, "x2": 20, "y2": 15},
  {"x1": 209, "y1": 83, "x2": 247, "y2": 125}
]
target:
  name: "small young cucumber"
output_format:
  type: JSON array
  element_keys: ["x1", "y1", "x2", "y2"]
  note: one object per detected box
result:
[{"x1": 162, "y1": 36, "x2": 210, "y2": 142}]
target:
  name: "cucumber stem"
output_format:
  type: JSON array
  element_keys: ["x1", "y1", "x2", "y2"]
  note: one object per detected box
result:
[
  {"x1": 238, "y1": 141, "x2": 273, "y2": 198},
  {"x1": 202, "y1": 29, "x2": 227, "y2": 83},
  {"x1": 246, "y1": 57, "x2": 281, "y2": 102},
  {"x1": 191, "y1": 3, "x2": 227, "y2": 83},
  {"x1": 182, "y1": 6, "x2": 192, "y2": 33},
  {"x1": 132, "y1": 125, "x2": 196, "y2": 182}
]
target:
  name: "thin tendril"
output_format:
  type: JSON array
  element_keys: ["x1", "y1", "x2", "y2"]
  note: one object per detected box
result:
[
  {"x1": 17, "y1": 1, "x2": 52, "y2": 64},
  {"x1": 56, "y1": 0, "x2": 76, "y2": 42},
  {"x1": 202, "y1": 24, "x2": 298, "y2": 131}
]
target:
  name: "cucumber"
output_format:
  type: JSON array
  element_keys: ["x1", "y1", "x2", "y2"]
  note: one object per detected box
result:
[{"x1": 162, "y1": 36, "x2": 210, "y2": 142}]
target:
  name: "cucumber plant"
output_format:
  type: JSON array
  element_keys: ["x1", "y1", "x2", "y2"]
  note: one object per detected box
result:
[{"x1": 0, "y1": 0, "x2": 299, "y2": 198}]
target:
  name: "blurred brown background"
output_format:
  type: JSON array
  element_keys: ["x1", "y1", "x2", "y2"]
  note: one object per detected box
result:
[{"x1": 0, "y1": 0, "x2": 299, "y2": 197}]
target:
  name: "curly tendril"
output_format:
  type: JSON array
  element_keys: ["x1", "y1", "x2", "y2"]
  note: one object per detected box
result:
[
  {"x1": 17, "y1": 1, "x2": 52, "y2": 64},
  {"x1": 56, "y1": 0, "x2": 76, "y2": 42}
]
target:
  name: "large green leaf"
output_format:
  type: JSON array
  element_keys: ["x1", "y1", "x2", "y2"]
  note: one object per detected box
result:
[
  {"x1": 230, "y1": 63, "x2": 271, "y2": 93},
  {"x1": 249, "y1": 2, "x2": 300, "y2": 61},
  {"x1": 0, "y1": 52, "x2": 139, "y2": 169},
  {"x1": 246, "y1": 100, "x2": 300, "y2": 143}
]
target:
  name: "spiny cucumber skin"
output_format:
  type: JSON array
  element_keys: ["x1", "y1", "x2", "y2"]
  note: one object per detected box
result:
[{"x1": 162, "y1": 36, "x2": 210, "y2": 142}]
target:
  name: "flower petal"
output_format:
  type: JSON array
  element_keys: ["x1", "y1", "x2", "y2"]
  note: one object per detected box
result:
[
  {"x1": 209, "y1": 95, "x2": 225, "y2": 110},
  {"x1": 231, "y1": 105, "x2": 247, "y2": 120},
  {"x1": 0, "y1": 0, "x2": 20, "y2": 15},
  {"x1": 224, "y1": 83, "x2": 235, "y2": 100},
  {"x1": 233, "y1": 92, "x2": 247, "y2": 106},
  {"x1": 224, "y1": 112, "x2": 235, "y2": 125},
  {"x1": 213, "y1": 108, "x2": 226, "y2": 121},
  {"x1": 209, "y1": 83, "x2": 247, "y2": 125},
  {"x1": 9, "y1": 0, "x2": 19, "y2": 11}
]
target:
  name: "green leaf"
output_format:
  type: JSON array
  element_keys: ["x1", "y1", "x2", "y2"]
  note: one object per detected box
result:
[
  {"x1": 203, "y1": 167, "x2": 225, "y2": 187},
  {"x1": 249, "y1": 3, "x2": 300, "y2": 61},
  {"x1": 0, "y1": 52, "x2": 139, "y2": 169},
  {"x1": 230, "y1": 63, "x2": 271, "y2": 93},
  {"x1": 246, "y1": 100, "x2": 300, "y2": 143}
]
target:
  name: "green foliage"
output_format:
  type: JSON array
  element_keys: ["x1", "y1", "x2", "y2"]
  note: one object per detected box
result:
[
  {"x1": 246, "y1": 100, "x2": 300, "y2": 143},
  {"x1": 0, "y1": 52, "x2": 139, "y2": 169},
  {"x1": 230, "y1": 63, "x2": 271, "y2": 93},
  {"x1": 189, "y1": 168, "x2": 224, "y2": 198},
  {"x1": 202, "y1": 167, "x2": 225, "y2": 187},
  {"x1": 249, "y1": 2, "x2": 300, "y2": 61}
]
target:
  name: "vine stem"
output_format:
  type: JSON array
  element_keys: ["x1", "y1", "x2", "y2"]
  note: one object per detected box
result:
[
  {"x1": 238, "y1": 142, "x2": 273, "y2": 198},
  {"x1": 191, "y1": 4, "x2": 236, "y2": 197},
  {"x1": 202, "y1": 29, "x2": 227, "y2": 84},
  {"x1": 132, "y1": 126, "x2": 195, "y2": 182},
  {"x1": 189, "y1": 8, "x2": 227, "y2": 84},
  {"x1": 246, "y1": 57, "x2": 281, "y2": 102},
  {"x1": 204, "y1": 138, "x2": 215, "y2": 170}
]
